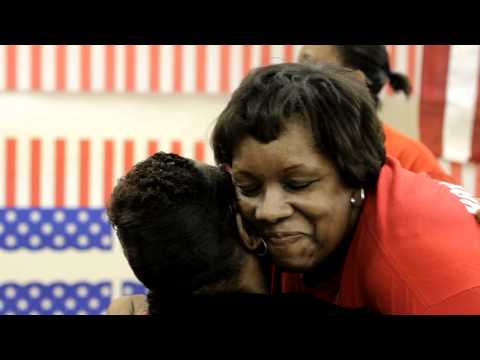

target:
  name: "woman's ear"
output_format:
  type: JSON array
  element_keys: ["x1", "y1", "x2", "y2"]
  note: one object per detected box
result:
[{"x1": 235, "y1": 213, "x2": 262, "y2": 251}]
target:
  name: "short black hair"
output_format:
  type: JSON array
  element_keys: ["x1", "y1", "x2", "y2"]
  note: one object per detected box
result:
[
  {"x1": 107, "y1": 152, "x2": 243, "y2": 312},
  {"x1": 335, "y1": 45, "x2": 412, "y2": 107},
  {"x1": 211, "y1": 63, "x2": 386, "y2": 190}
]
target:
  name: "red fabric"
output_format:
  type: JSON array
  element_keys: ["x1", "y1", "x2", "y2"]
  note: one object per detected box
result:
[
  {"x1": 383, "y1": 123, "x2": 456, "y2": 183},
  {"x1": 418, "y1": 45, "x2": 451, "y2": 158},
  {"x1": 275, "y1": 157, "x2": 480, "y2": 314}
]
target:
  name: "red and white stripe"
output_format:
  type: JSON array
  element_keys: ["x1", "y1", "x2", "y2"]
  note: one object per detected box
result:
[
  {"x1": 0, "y1": 44, "x2": 410, "y2": 94},
  {"x1": 1, "y1": 136, "x2": 211, "y2": 209},
  {"x1": 2, "y1": 44, "x2": 480, "y2": 166},
  {"x1": 4, "y1": 136, "x2": 479, "y2": 210},
  {"x1": 419, "y1": 45, "x2": 480, "y2": 164},
  {"x1": 0, "y1": 45, "x2": 303, "y2": 94}
]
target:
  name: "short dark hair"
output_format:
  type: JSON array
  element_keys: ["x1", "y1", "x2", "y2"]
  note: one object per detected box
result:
[
  {"x1": 211, "y1": 63, "x2": 386, "y2": 190},
  {"x1": 107, "y1": 152, "x2": 243, "y2": 311},
  {"x1": 335, "y1": 45, "x2": 412, "y2": 107}
]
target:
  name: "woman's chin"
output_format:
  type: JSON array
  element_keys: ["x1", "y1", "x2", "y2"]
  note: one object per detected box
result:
[{"x1": 270, "y1": 245, "x2": 325, "y2": 272}]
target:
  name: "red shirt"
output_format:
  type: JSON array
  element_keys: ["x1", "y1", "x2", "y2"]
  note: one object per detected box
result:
[
  {"x1": 275, "y1": 157, "x2": 480, "y2": 314},
  {"x1": 383, "y1": 123, "x2": 456, "y2": 183}
]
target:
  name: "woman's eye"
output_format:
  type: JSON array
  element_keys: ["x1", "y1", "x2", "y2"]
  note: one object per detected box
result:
[
  {"x1": 284, "y1": 180, "x2": 316, "y2": 191},
  {"x1": 237, "y1": 184, "x2": 261, "y2": 197}
]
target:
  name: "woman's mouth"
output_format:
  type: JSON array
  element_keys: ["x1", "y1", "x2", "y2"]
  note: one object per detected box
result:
[{"x1": 263, "y1": 232, "x2": 309, "y2": 246}]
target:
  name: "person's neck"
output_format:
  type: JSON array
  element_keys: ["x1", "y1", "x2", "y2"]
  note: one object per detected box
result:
[{"x1": 236, "y1": 254, "x2": 269, "y2": 295}]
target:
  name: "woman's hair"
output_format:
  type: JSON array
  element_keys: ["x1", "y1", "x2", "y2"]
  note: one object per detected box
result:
[
  {"x1": 107, "y1": 152, "x2": 243, "y2": 314},
  {"x1": 335, "y1": 45, "x2": 412, "y2": 107},
  {"x1": 211, "y1": 63, "x2": 386, "y2": 190}
]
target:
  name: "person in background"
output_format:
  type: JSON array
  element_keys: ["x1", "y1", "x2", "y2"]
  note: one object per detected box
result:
[{"x1": 298, "y1": 45, "x2": 455, "y2": 183}]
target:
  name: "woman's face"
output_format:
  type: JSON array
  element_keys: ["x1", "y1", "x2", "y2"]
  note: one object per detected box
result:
[{"x1": 231, "y1": 121, "x2": 356, "y2": 272}]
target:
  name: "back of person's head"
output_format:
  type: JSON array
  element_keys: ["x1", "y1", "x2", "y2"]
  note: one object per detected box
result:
[
  {"x1": 212, "y1": 63, "x2": 386, "y2": 191},
  {"x1": 300, "y1": 45, "x2": 412, "y2": 108},
  {"x1": 107, "y1": 152, "x2": 243, "y2": 313}
]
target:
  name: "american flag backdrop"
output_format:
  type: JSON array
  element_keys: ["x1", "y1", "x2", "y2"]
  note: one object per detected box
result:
[
  {"x1": 0, "y1": 45, "x2": 479, "y2": 315},
  {"x1": 0, "y1": 45, "x2": 302, "y2": 94},
  {"x1": 0, "y1": 133, "x2": 209, "y2": 314}
]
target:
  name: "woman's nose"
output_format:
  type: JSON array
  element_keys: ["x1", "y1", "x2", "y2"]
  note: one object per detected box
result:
[{"x1": 254, "y1": 187, "x2": 293, "y2": 224}]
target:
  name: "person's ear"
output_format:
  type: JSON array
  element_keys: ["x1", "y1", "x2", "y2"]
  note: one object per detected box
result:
[{"x1": 236, "y1": 213, "x2": 262, "y2": 251}]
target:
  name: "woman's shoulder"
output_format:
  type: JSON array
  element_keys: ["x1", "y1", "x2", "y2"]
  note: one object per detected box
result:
[
  {"x1": 359, "y1": 158, "x2": 479, "y2": 267},
  {"x1": 365, "y1": 159, "x2": 480, "y2": 265},
  {"x1": 369, "y1": 158, "x2": 475, "y2": 230},
  {"x1": 353, "y1": 162, "x2": 480, "y2": 312}
]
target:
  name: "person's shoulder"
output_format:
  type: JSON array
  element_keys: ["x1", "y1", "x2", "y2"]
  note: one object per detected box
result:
[
  {"x1": 106, "y1": 294, "x2": 148, "y2": 315},
  {"x1": 372, "y1": 157, "x2": 479, "y2": 245},
  {"x1": 359, "y1": 160, "x2": 480, "y2": 312},
  {"x1": 378, "y1": 157, "x2": 458, "y2": 209},
  {"x1": 383, "y1": 123, "x2": 429, "y2": 155},
  {"x1": 383, "y1": 123, "x2": 411, "y2": 145},
  {"x1": 383, "y1": 123, "x2": 451, "y2": 181}
]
